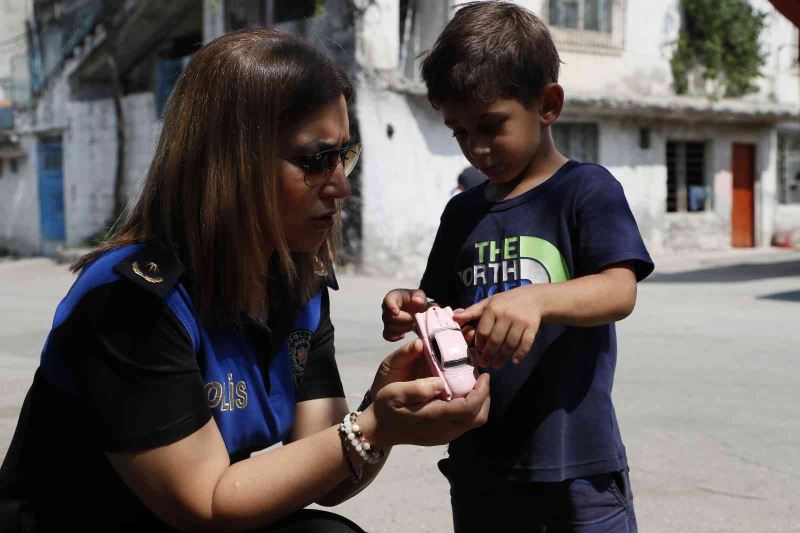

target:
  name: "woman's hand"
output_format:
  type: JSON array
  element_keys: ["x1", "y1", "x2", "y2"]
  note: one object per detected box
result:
[
  {"x1": 358, "y1": 373, "x2": 491, "y2": 449},
  {"x1": 370, "y1": 338, "x2": 431, "y2": 394}
]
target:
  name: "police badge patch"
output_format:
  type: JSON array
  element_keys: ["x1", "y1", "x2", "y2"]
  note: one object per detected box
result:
[{"x1": 288, "y1": 329, "x2": 312, "y2": 389}]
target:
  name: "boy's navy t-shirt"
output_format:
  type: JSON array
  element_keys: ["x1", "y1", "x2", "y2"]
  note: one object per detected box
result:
[{"x1": 420, "y1": 160, "x2": 654, "y2": 482}]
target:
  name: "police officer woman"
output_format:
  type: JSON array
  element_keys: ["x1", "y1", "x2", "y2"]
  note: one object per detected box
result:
[{"x1": 0, "y1": 29, "x2": 490, "y2": 532}]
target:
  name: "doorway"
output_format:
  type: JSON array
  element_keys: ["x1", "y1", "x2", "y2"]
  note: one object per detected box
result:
[
  {"x1": 37, "y1": 137, "x2": 65, "y2": 249},
  {"x1": 732, "y1": 143, "x2": 755, "y2": 247}
]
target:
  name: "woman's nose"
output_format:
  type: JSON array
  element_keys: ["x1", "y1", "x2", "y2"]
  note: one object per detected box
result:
[{"x1": 322, "y1": 164, "x2": 352, "y2": 200}]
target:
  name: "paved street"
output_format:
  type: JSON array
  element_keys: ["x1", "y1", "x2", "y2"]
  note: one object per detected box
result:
[{"x1": 1, "y1": 249, "x2": 799, "y2": 532}]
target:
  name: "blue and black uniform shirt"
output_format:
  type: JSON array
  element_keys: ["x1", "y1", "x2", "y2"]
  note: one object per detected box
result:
[{"x1": 0, "y1": 243, "x2": 344, "y2": 531}]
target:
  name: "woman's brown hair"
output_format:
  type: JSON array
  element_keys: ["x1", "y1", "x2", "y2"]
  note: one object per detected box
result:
[{"x1": 73, "y1": 28, "x2": 352, "y2": 322}]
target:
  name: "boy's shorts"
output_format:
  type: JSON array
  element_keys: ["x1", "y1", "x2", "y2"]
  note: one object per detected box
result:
[{"x1": 439, "y1": 459, "x2": 637, "y2": 533}]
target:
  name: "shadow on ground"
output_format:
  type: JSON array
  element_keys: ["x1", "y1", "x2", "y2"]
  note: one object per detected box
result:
[
  {"x1": 646, "y1": 260, "x2": 800, "y2": 283},
  {"x1": 757, "y1": 289, "x2": 800, "y2": 303}
]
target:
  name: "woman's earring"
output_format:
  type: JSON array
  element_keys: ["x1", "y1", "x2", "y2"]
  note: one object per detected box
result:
[{"x1": 314, "y1": 256, "x2": 327, "y2": 276}]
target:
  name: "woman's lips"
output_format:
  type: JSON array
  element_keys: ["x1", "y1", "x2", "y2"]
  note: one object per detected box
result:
[{"x1": 311, "y1": 213, "x2": 335, "y2": 229}]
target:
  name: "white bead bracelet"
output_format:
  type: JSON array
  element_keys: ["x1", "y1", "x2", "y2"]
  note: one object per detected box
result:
[{"x1": 339, "y1": 411, "x2": 385, "y2": 465}]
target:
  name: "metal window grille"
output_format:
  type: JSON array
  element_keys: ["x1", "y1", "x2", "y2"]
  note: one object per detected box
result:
[
  {"x1": 667, "y1": 140, "x2": 709, "y2": 212},
  {"x1": 552, "y1": 122, "x2": 598, "y2": 163}
]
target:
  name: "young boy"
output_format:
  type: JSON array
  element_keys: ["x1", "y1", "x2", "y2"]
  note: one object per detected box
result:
[{"x1": 381, "y1": 2, "x2": 653, "y2": 531}]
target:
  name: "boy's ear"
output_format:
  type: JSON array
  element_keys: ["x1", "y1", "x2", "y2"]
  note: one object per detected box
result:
[{"x1": 538, "y1": 83, "x2": 564, "y2": 126}]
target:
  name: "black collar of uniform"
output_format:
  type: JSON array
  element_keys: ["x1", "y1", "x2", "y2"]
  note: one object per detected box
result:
[
  {"x1": 113, "y1": 242, "x2": 185, "y2": 300},
  {"x1": 323, "y1": 271, "x2": 339, "y2": 291}
]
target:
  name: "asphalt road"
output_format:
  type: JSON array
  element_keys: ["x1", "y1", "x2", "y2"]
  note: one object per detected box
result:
[{"x1": 1, "y1": 248, "x2": 799, "y2": 532}]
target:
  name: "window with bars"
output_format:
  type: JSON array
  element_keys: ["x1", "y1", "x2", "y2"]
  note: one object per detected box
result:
[
  {"x1": 666, "y1": 141, "x2": 709, "y2": 212},
  {"x1": 548, "y1": 0, "x2": 612, "y2": 33},
  {"x1": 778, "y1": 133, "x2": 800, "y2": 204},
  {"x1": 552, "y1": 123, "x2": 598, "y2": 163}
]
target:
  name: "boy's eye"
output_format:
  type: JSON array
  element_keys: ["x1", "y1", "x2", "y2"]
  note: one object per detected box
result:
[{"x1": 479, "y1": 120, "x2": 505, "y2": 135}]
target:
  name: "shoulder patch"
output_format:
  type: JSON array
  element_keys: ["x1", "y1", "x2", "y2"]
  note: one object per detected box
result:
[
  {"x1": 288, "y1": 329, "x2": 313, "y2": 388},
  {"x1": 112, "y1": 242, "x2": 185, "y2": 299}
]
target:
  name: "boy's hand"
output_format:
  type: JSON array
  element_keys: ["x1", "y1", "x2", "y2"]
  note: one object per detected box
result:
[
  {"x1": 452, "y1": 285, "x2": 541, "y2": 368},
  {"x1": 381, "y1": 288, "x2": 429, "y2": 341}
]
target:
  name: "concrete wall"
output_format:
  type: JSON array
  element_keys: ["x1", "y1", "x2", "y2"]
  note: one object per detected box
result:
[
  {"x1": 666, "y1": 122, "x2": 776, "y2": 250},
  {"x1": 63, "y1": 92, "x2": 157, "y2": 247},
  {"x1": 553, "y1": 0, "x2": 799, "y2": 106},
  {"x1": 357, "y1": 85, "x2": 469, "y2": 277},
  {"x1": 557, "y1": 0, "x2": 679, "y2": 99},
  {"x1": 0, "y1": 135, "x2": 39, "y2": 254},
  {"x1": 356, "y1": 0, "x2": 399, "y2": 71},
  {"x1": 753, "y1": 0, "x2": 800, "y2": 106},
  {"x1": 593, "y1": 117, "x2": 776, "y2": 251},
  {"x1": 62, "y1": 97, "x2": 116, "y2": 247},
  {"x1": 0, "y1": 0, "x2": 29, "y2": 85},
  {"x1": 776, "y1": 204, "x2": 800, "y2": 234},
  {"x1": 3, "y1": 60, "x2": 158, "y2": 255}
]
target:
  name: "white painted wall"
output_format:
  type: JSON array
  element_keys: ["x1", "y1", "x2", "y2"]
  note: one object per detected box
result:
[
  {"x1": 355, "y1": 0, "x2": 399, "y2": 71},
  {"x1": 0, "y1": 135, "x2": 39, "y2": 254},
  {"x1": 665, "y1": 124, "x2": 776, "y2": 250},
  {"x1": 4, "y1": 59, "x2": 158, "y2": 254},
  {"x1": 62, "y1": 97, "x2": 116, "y2": 246},
  {"x1": 558, "y1": 0, "x2": 679, "y2": 99},
  {"x1": 0, "y1": 0, "x2": 29, "y2": 85},
  {"x1": 753, "y1": 0, "x2": 800, "y2": 106},
  {"x1": 62, "y1": 92, "x2": 157, "y2": 247},
  {"x1": 594, "y1": 118, "x2": 667, "y2": 250},
  {"x1": 596, "y1": 118, "x2": 776, "y2": 251},
  {"x1": 122, "y1": 94, "x2": 159, "y2": 209},
  {"x1": 357, "y1": 84, "x2": 470, "y2": 277},
  {"x1": 776, "y1": 204, "x2": 800, "y2": 234},
  {"x1": 556, "y1": 0, "x2": 799, "y2": 105}
]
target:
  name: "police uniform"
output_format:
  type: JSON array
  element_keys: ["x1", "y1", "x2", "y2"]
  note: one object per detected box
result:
[{"x1": 0, "y1": 243, "x2": 346, "y2": 532}]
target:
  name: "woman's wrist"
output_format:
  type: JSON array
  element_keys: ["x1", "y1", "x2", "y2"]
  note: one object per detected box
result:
[
  {"x1": 347, "y1": 406, "x2": 390, "y2": 451},
  {"x1": 357, "y1": 388, "x2": 373, "y2": 412}
]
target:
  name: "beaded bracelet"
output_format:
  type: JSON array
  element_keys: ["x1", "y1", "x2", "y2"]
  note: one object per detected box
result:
[
  {"x1": 339, "y1": 411, "x2": 385, "y2": 466},
  {"x1": 339, "y1": 428, "x2": 363, "y2": 482}
]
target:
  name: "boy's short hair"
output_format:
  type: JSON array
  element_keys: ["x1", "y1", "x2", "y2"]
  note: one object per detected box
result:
[{"x1": 421, "y1": 1, "x2": 560, "y2": 108}]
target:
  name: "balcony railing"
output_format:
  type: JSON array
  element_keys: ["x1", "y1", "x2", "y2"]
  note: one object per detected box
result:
[{"x1": 30, "y1": 0, "x2": 103, "y2": 95}]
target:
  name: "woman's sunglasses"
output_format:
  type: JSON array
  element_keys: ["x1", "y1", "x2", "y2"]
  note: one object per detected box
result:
[{"x1": 280, "y1": 143, "x2": 362, "y2": 187}]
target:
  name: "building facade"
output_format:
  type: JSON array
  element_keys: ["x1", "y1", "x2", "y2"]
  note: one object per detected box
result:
[
  {"x1": 353, "y1": 0, "x2": 800, "y2": 276},
  {"x1": 1, "y1": 0, "x2": 799, "y2": 279},
  {"x1": 0, "y1": 0, "x2": 32, "y2": 254}
]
